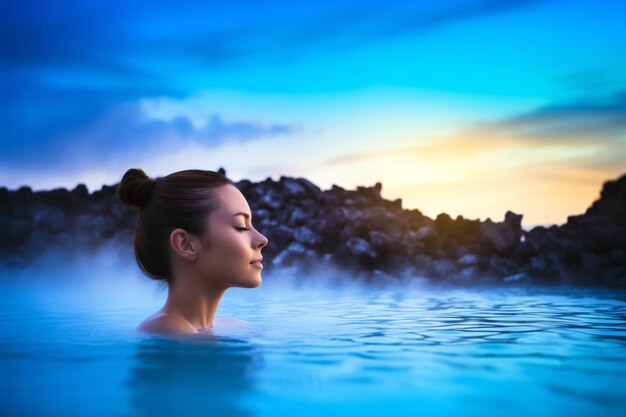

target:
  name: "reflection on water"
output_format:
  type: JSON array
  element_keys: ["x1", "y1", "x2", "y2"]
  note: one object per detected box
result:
[{"x1": 124, "y1": 336, "x2": 262, "y2": 417}]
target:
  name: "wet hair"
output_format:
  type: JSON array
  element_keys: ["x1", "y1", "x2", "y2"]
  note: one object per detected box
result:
[{"x1": 117, "y1": 168, "x2": 235, "y2": 285}]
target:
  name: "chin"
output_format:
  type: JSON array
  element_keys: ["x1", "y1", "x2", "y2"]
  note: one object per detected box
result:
[
  {"x1": 235, "y1": 276, "x2": 262, "y2": 289},
  {"x1": 247, "y1": 275, "x2": 262, "y2": 288}
]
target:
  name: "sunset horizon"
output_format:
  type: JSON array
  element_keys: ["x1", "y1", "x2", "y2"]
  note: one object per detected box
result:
[{"x1": 3, "y1": 0, "x2": 625, "y2": 229}]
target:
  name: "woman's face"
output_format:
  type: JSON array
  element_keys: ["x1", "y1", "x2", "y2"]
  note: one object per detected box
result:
[{"x1": 196, "y1": 184, "x2": 268, "y2": 289}]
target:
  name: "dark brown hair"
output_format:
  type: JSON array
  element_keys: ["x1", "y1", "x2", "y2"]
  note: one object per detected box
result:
[{"x1": 117, "y1": 168, "x2": 235, "y2": 284}]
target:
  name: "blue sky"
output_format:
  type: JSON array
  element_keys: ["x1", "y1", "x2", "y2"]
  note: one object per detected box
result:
[{"x1": 2, "y1": 0, "x2": 625, "y2": 225}]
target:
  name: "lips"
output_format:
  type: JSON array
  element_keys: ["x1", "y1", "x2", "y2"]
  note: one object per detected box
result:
[{"x1": 250, "y1": 256, "x2": 263, "y2": 269}]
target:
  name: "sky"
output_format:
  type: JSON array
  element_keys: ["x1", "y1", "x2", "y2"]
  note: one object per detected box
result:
[{"x1": 2, "y1": 0, "x2": 625, "y2": 227}]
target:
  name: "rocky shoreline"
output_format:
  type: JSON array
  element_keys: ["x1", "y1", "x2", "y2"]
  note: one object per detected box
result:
[{"x1": 1, "y1": 170, "x2": 625, "y2": 287}]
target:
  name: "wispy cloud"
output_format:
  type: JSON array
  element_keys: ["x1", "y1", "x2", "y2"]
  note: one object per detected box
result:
[
  {"x1": 360, "y1": 0, "x2": 549, "y2": 44},
  {"x1": 1, "y1": 102, "x2": 299, "y2": 171},
  {"x1": 491, "y1": 90, "x2": 626, "y2": 140},
  {"x1": 2, "y1": 0, "x2": 551, "y2": 69},
  {"x1": 325, "y1": 90, "x2": 626, "y2": 173},
  {"x1": 1, "y1": 0, "x2": 554, "y2": 148}
]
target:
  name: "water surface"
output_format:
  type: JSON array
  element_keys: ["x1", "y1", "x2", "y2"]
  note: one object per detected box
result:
[{"x1": 1, "y1": 259, "x2": 625, "y2": 417}]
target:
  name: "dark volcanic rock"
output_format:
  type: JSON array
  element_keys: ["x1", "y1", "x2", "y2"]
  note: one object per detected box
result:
[
  {"x1": 1, "y1": 169, "x2": 625, "y2": 288},
  {"x1": 514, "y1": 173, "x2": 626, "y2": 287}
]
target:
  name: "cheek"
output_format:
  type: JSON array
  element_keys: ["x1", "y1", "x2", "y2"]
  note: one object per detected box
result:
[
  {"x1": 203, "y1": 230, "x2": 250, "y2": 269},
  {"x1": 199, "y1": 230, "x2": 259, "y2": 287},
  {"x1": 222, "y1": 233, "x2": 249, "y2": 259}
]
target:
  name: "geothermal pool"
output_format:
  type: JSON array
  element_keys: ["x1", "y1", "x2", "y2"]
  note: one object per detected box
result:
[{"x1": 1, "y1": 251, "x2": 625, "y2": 417}]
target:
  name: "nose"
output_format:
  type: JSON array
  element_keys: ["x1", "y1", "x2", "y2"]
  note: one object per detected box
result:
[{"x1": 256, "y1": 232, "x2": 268, "y2": 249}]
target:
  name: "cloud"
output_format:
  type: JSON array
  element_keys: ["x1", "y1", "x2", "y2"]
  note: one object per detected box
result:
[
  {"x1": 360, "y1": 0, "x2": 548, "y2": 44},
  {"x1": 0, "y1": 102, "x2": 299, "y2": 171},
  {"x1": 476, "y1": 90, "x2": 626, "y2": 141},
  {"x1": 325, "y1": 90, "x2": 626, "y2": 175},
  {"x1": 0, "y1": 0, "x2": 552, "y2": 149},
  {"x1": 2, "y1": 0, "x2": 549, "y2": 69},
  {"x1": 231, "y1": 0, "x2": 552, "y2": 65}
]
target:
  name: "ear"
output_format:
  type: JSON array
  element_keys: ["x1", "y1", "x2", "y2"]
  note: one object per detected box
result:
[{"x1": 169, "y1": 228, "x2": 199, "y2": 261}]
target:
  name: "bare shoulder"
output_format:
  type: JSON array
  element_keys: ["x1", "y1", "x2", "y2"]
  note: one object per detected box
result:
[{"x1": 137, "y1": 314, "x2": 198, "y2": 335}]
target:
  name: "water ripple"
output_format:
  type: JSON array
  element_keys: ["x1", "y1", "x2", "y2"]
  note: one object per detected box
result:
[{"x1": 1, "y1": 286, "x2": 626, "y2": 416}]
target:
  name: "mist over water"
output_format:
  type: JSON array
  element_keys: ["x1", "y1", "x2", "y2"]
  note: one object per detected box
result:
[
  {"x1": 1, "y1": 246, "x2": 625, "y2": 417},
  {"x1": 0, "y1": 241, "x2": 432, "y2": 312}
]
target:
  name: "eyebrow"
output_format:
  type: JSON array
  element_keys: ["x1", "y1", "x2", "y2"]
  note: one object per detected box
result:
[{"x1": 232, "y1": 211, "x2": 251, "y2": 220}]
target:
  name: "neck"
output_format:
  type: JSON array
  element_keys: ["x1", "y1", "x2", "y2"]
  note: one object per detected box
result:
[{"x1": 161, "y1": 276, "x2": 227, "y2": 330}]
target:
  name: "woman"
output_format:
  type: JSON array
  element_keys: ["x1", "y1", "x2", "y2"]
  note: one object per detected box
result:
[{"x1": 117, "y1": 168, "x2": 269, "y2": 336}]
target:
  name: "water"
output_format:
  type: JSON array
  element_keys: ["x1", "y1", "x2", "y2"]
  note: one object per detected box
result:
[{"x1": 1, "y1": 253, "x2": 625, "y2": 417}]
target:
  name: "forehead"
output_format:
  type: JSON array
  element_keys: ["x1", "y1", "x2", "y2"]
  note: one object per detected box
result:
[{"x1": 214, "y1": 185, "x2": 251, "y2": 217}]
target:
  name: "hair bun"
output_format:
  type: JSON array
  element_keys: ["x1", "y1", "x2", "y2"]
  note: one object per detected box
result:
[{"x1": 117, "y1": 168, "x2": 156, "y2": 209}]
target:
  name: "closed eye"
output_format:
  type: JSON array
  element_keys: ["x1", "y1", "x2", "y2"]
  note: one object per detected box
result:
[{"x1": 235, "y1": 226, "x2": 250, "y2": 231}]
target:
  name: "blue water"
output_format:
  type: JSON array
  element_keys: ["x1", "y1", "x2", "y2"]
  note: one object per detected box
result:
[{"x1": 1, "y1": 251, "x2": 625, "y2": 417}]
